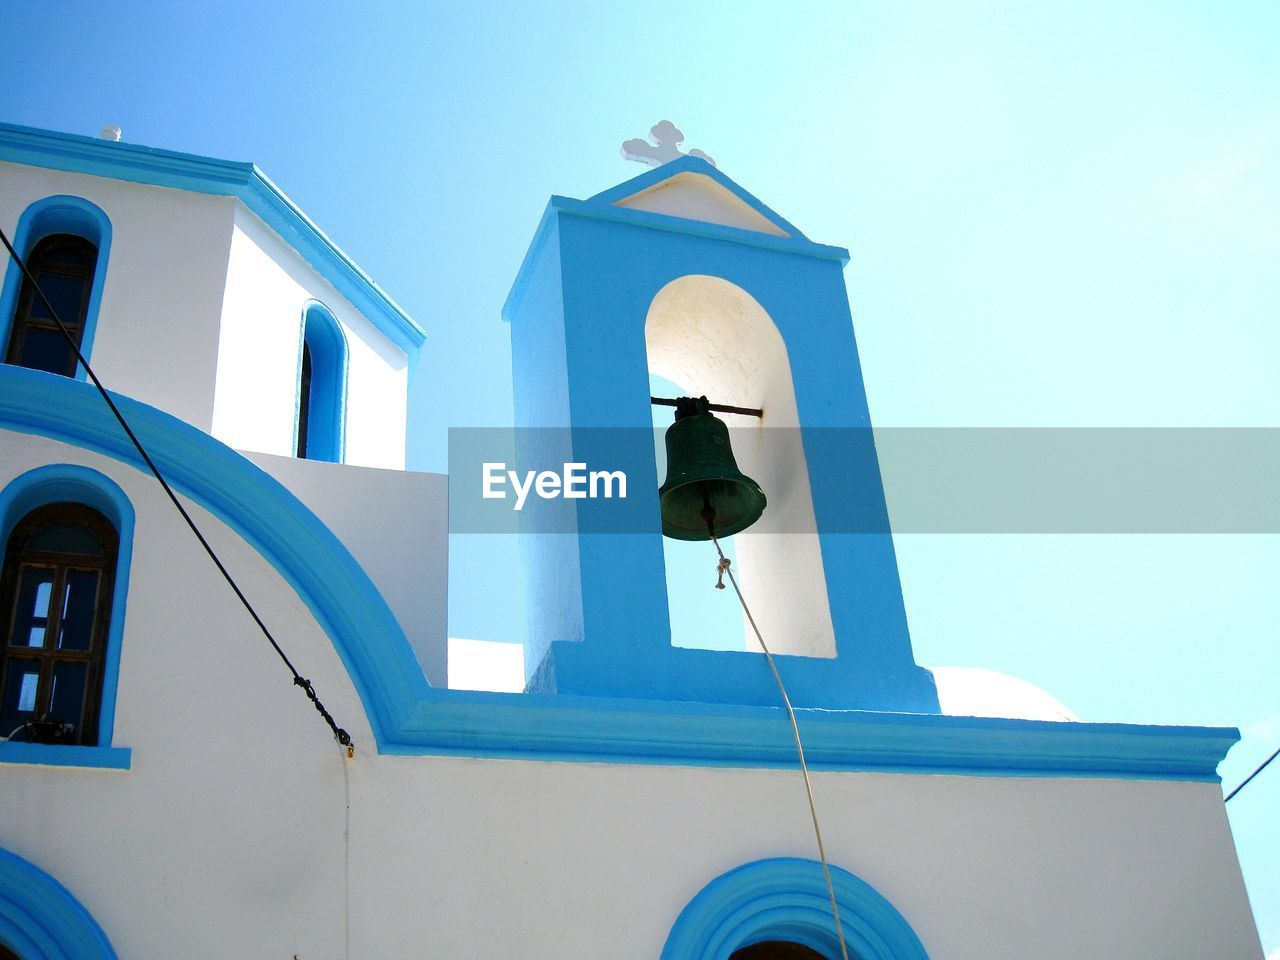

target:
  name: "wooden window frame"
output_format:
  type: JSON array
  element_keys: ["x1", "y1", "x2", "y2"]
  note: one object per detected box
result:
[{"x1": 0, "y1": 503, "x2": 118, "y2": 746}]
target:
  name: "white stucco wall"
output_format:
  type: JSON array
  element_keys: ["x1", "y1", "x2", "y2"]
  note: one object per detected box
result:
[
  {"x1": 212, "y1": 205, "x2": 409, "y2": 469},
  {"x1": 248, "y1": 451, "x2": 448, "y2": 687},
  {"x1": 0, "y1": 430, "x2": 1262, "y2": 960},
  {"x1": 0, "y1": 164, "x2": 411, "y2": 468},
  {"x1": 0, "y1": 162, "x2": 234, "y2": 431}
]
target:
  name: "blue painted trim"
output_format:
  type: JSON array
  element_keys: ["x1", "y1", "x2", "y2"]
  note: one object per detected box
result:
[
  {"x1": 0, "y1": 847, "x2": 118, "y2": 959},
  {"x1": 0, "y1": 463, "x2": 134, "y2": 753},
  {"x1": 0, "y1": 122, "x2": 425, "y2": 362},
  {"x1": 0, "y1": 367, "x2": 1241, "y2": 779},
  {"x1": 0, "y1": 743, "x2": 130, "y2": 769},
  {"x1": 0, "y1": 365, "x2": 425, "y2": 746},
  {"x1": 295, "y1": 300, "x2": 348, "y2": 463},
  {"x1": 0, "y1": 195, "x2": 112, "y2": 382},
  {"x1": 588, "y1": 155, "x2": 810, "y2": 240},
  {"x1": 502, "y1": 197, "x2": 849, "y2": 321},
  {"x1": 663, "y1": 858, "x2": 928, "y2": 960}
]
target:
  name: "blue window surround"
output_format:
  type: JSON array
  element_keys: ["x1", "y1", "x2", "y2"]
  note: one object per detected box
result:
[
  {"x1": 0, "y1": 366, "x2": 1241, "y2": 779},
  {"x1": 0, "y1": 195, "x2": 112, "y2": 382},
  {"x1": 0, "y1": 847, "x2": 118, "y2": 959},
  {"x1": 663, "y1": 858, "x2": 928, "y2": 960},
  {"x1": 0, "y1": 463, "x2": 133, "y2": 770},
  {"x1": 0, "y1": 122, "x2": 426, "y2": 372},
  {"x1": 295, "y1": 300, "x2": 348, "y2": 463}
]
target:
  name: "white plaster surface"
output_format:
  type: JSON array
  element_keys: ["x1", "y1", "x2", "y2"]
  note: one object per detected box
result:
[
  {"x1": 213, "y1": 205, "x2": 409, "y2": 469},
  {"x1": 0, "y1": 164, "x2": 410, "y2": 469},
  {"x1": 248, "y1": 451, "x2": 448, "y2": 688},
  {"x1": 616, "y1": 171, "x2": 790, "y2": 236},
  {"x1": 447, "y1": 637, "x2": 524, "y2": 692},
  {"x1": 0, "y1": 162, "x2": 233, "y2": 432},
  {"x1": 932, "y1": 665, "x2": 1079, "y2": 722},
  {"x1": 0, "y1": 429, "x2": 1263, "y2": 959}
]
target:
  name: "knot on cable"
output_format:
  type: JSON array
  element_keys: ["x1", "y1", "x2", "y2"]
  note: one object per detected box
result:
[
  {"x1": 294, "y1": 675, "x2": 355, "y2": 755},
  {"x1": 715, "y1": 556, "x2": 731, "y2": 590}
]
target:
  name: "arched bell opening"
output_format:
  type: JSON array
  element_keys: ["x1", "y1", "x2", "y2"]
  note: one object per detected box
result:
[
  {"x1": 644, "y1": 275, "x2": 836, "y2": 659},
  {"x1": 649, "y1": 371, "x2": 747, "y2": 652}
]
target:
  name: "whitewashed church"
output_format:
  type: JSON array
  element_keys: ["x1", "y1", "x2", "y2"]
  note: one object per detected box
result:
[{"x1": 0, "y1": 120, "x2": 1264, "y2": 958}]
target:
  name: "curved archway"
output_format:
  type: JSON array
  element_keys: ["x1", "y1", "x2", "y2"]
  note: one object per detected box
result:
[
  {"x1": 663, "y1": 858, "x2": 928, "y2": 960},
  {"x1": 645, "y1": 275, "x2": 834, "y2": 658},
  {"x1": 0, "y1": 847, "x2": 118, "y2": 960},
  {"x1": 0, "y1": 196, "x2": 113, "y2": 380}
]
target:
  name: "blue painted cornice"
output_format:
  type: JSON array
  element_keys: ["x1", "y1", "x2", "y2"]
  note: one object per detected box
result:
[
  {"x1": 0, "y1": 122, "x2": 425, "y2": 360},
  {"x1": 0, "y1": 367, "x2": 1240, "y2": 781},
  {"x1": 502, "y1": 195, "x2": 849, "y2": 321}
]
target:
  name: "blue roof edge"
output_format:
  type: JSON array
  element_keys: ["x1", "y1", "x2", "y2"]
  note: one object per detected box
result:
[
  {"x1": 0, "y1": 122, "x2": 426, "y2": 360},
  {"x1": 501, "y1": 194, "x2": 849, "y2": 322}
]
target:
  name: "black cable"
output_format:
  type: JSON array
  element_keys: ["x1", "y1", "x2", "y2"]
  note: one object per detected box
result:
[
  {"x1": 0, "y1": 226, "x2": 352, "y2": 754},
  {"x1": 1225, "y1": 744, "x2": 1279, "y2": 803}
]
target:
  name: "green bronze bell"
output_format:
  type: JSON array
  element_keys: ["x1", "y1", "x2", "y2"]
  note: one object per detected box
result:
[{"x1": 658, "y1": 396, "x2": 767, "y2": 540}]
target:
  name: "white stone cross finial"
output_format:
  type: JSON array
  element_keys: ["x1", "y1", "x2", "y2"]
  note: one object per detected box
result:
[{"x1": 621, "y1": 120, "x2": 716, "y2": 168}]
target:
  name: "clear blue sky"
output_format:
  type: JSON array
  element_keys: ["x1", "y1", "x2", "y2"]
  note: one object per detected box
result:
[{"x1": 2, "y1": 0, "x2": 1276, "y2": 950}]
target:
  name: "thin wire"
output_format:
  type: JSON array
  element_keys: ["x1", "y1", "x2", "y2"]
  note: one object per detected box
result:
[
  {"x1": 0, "y1": 225, "x2": 352, "y2": 753},
  {"x1": 1225, "y1": 744, "x2": 1280, "y2": 803},
  {"x1": 339, "y1": 742, "x2": 352, "y2": 959},
  {"x1": 708, "y1": 532, "x2": 851, "y2": 960}
]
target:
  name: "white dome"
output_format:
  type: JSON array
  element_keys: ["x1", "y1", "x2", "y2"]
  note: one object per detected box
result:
[{"x1": 929, "y1": 666, "x2": 1077, "y2": 722}]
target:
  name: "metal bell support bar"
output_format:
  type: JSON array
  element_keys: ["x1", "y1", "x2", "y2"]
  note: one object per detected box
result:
[{"x1": 650, "y1": 395, "x2": 763, "y2": 418}]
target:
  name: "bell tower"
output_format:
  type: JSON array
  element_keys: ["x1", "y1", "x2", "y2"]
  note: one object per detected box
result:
[{"x1": 502, "y1": 135, "x2": 938, "y2": 712}]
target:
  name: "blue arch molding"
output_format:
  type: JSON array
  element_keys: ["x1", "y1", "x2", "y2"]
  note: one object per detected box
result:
[
  {"x1": 0, "y1": 847, "x2": 118, "y2": 960},
  {"x1": 663, "y1": 858, "x2": 928, "y2": 960},
  {"x1": 0, "y1": 122, "x2": 425, "y2": 367},
  {"x1": 0, "y1": 367, "x2": 1241, "y2": 778},
  {"x1": 0, "y1": 464, "x2": 134, "y2": 770},
  {"x1": 0, "y1": 195, "x2": 112, "y2": 382},
  {"x1": 295, "y1": 300, "x2": 348, "y2": 463}
]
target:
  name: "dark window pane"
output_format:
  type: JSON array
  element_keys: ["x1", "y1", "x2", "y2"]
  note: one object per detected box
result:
[
  {"x1": 731, "y1": 943, "x2": 830, "y2": 960},
  {"x1": 57, "y1": 570, "x2": 100, "y2": 651},
  {"x1": 16, "y1": 326, "x2": 75, "y2": 375},
  {"x1": 27, "y1": 522, "x2": 104, "y2": 556},
  {"x1": 297, "y1": 342, "x2": 312, "y2": 458},
  {"x1": 0, "y1": 660, "x2": 42, "y2": 734},
  {"x1": 12, "y1": 566, "x2": 55, "y2": 648},
  {"x1": 47, "y1": 660, "x2": 87, "y2": 734},
  {"x1": 28, "y1": 270, "x2": 87, "y2": 324}
]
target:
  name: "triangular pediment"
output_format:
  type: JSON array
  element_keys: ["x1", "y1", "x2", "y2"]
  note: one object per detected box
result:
[{"x1": 588, "y1": 157, "x2": 804, "y2": 239}]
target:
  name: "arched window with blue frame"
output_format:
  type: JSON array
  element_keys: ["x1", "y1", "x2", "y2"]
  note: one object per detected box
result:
[
  {"x1": 663, "y1": 858, "x2": 930, "y2": 960},
  {"x1": 0, "y1": 846, "x2": 119, "y2": 960},
  {"x1": 0, "y1": 465, "x2": 133, "y2": 767},
  {"x1": 0, "y1": 196, "x2": 112, "y2": 380},
  {"x1": 295, "y1": 301, "x2": 347, "y2": 463}
]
